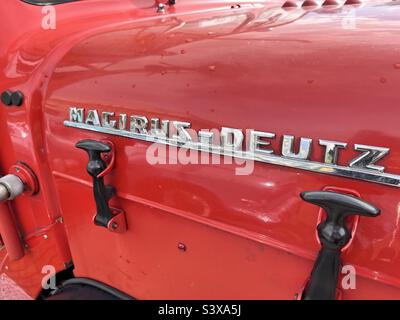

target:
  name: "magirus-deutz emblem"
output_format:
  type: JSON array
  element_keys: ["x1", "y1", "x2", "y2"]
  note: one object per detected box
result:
[{"x1": 64, "y1": 107, "x2": 400, "y2": 188}]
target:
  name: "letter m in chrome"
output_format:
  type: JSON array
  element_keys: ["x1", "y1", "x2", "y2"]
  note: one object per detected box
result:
[{"x1": 69, "y1": 107, "x2": 84, "y2": 123}]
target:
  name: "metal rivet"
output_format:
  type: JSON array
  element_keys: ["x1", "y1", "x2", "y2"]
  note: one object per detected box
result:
[
  {"x1": 1, "y1": 90, "x2": 12, "y2": 106},
  {"x1": 111, "y1": 222, "x2": 118, "y2": 230},
  {"x1": 157, "y1": 3, "x2": 166, "y2": 12},
  {"x1": 43, "y1": 234, "x2": 48, "y2": 239},
  {"x1": 11, "y1": 91, "x2": 24, "y2": 107},
  {"x1": 178, "y1": 242, "x2": 186, "y2": 251}
]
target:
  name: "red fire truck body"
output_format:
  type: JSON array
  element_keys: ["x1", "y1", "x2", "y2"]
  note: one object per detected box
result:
[{"x1": 0, "y1": 0, "x2": 400, "y2": 299}]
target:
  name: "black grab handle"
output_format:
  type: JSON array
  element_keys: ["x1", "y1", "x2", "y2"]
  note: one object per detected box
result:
[
  {"x1": 300, "y1": 191, "x2": 380, "y2": 300},
  {"x1": 76, "y1": 139, "x2": 115, "y2": 228}
]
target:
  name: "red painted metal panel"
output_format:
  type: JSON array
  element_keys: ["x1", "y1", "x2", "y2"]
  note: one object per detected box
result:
[
  {"x1": 0, "y1": 202, "x2": 25, "y2": 261},
  {"x1": 0, "y1": 0, "x2": 399, "y2": 298}
]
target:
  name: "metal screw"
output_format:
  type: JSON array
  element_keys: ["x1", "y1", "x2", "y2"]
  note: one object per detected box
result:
[
  {"x1": 111, "y1": 222, "x2": 118, "y2": 230},
  {"x1": 43, "y1": 234, "x2": 48, "y2": 240}
]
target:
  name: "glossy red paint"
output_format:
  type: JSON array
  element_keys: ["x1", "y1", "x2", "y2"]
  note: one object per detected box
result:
[
  {"x1": 1, "y1": 0, "x2": 400, "y2": 299},
  {"x1": 0, "y1": 202, "x2": 25, "y2": 261}
]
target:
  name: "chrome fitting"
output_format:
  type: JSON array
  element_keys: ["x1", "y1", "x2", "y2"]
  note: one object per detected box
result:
[
  {"x1": 0, "y1": 184, "x2": 9, "y2": 201},
  {"x1": 0, "y1": 174, "x2": 24, "y2": 201}
]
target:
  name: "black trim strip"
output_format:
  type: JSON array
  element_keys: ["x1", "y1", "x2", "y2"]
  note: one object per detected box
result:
[
  {"x1": 21, "y1": 0, "x2": 80, "y2": 5},
  {"x1": 55, "y1": 277, "x2": 134, "y2": 300}
]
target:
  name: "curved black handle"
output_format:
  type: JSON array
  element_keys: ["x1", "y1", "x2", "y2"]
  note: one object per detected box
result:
[
  {"x1": 76, "y1": 139, "x2": 111, "y2": 178},
  {"x1": 300, "y1": 190, "x2": 380, "y2": 300},
  {"x1": 76, "y1": 139, "x2": 114, "y2": 227},
  {"x1": 300, "y1": 191, "x2": 380, "y2": 250}
]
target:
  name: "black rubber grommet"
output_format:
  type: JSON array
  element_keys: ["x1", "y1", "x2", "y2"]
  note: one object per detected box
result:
[
  {"x1": 11, "y1": 91, "x2": 24, "y2": 106},
  {"x1": 1, "y1": 90, "x2": 13, "y2": 106}
]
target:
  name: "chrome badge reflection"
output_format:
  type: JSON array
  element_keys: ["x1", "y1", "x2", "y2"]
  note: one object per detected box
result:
[{"x1": 64, "y1": 107, "x2": 400, "y2": 188}]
